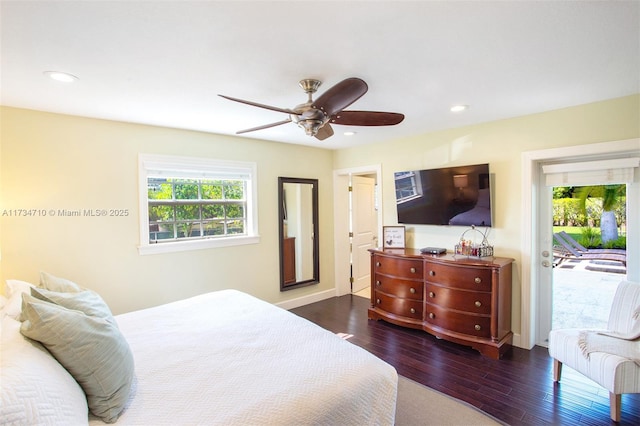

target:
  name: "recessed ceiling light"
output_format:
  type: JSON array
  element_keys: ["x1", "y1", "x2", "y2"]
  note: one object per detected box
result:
[
  {"x1": 44, "y1": 71, "x2": 78, "y2": 83},
  {"x1": 344, "y1": 131, "x2": 357, "y2": 136},
  {"x1": 450, "y1": 105, "x2": 468, "y2": 112}
]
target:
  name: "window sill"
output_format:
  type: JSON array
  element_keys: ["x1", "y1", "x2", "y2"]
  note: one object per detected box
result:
[{"x1": 138, "y1": 234, "x2": 260, "y2": 255}]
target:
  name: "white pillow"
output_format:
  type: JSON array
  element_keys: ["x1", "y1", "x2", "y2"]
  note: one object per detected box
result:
[
  {"x1": 6, "y1": 279, "x2": 34, "y2": 296},
  {"x1": 1, "y1": 280, "x2": 34, "y2": 319},
  {"x1": 0, "y1": 315, "x2": 89, "y2": 424}
]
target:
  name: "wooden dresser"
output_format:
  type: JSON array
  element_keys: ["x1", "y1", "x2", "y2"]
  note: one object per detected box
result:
[{"x1": 368, "y1": 248, "x2": 513, "y2": 359}]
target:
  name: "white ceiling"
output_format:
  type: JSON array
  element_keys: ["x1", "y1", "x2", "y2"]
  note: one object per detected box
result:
[{"x1": 1, "y1": 1, "x2": 638, "y2": 150}]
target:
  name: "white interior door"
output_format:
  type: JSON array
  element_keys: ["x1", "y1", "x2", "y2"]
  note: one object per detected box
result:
[{"x1": 351, "y1": 175, "x2": 377, "y2": 294}]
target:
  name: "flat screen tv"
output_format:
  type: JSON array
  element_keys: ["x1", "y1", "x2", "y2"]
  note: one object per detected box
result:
[{"x1": 394, "y1": 163, "x2": 492, "y2": 227}]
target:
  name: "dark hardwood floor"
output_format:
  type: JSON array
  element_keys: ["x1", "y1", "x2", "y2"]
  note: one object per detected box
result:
[{"x1": 290, "y1": 294, "x2": 640, "y2": 426}]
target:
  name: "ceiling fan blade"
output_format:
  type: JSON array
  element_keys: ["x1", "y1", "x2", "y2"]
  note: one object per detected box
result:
[
  {"x1": 219, "y1": 94, "x2": 297, "y2": 115},
  {"x1": 315, "y1": 123, "x2": 334, "y2": 141},
  {"x1": 330, "y1": 110, "x2": 405, "y2": 126},
  {"x1": 236, "y1": 119, "x2": 291, "y2": 134},
  {"x1": 313, "y1": 78, "x2": 368, "y2": 116}
]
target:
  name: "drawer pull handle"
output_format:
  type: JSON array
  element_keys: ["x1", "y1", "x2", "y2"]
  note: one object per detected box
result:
[
  {"x1": 410, "y1": 267, "x2": 416, "y2": 274},
  {"x1": 428, "y1": 312, "x2": 435, "y2": 319},
  {"x1": 475, "y1": 301, "x2": 482, "y2": 307},
  {"x1": 376, "y1": 299, "x2": 381, "y2": 304},
  {"x1": 429, "y1": 291, "x2": 435, "y2": 298},
  {"x1": 376, "y1": 262, "x2": 381, "y2": 267},
  {"x1": 474, "y1": 324, "x2": 481, "y2": 331},
  {"x1": 376, "y1": 280, "x2": 381, "y2": 286},
  {"x1": 429, "y1": 270, "x2": 435, "y2": 277},
  {"x1": 410, "y1": 287, "x2": 416, "y2": 294},
  {"x1": 474, "y1": 277, "x2": 482, "y2": 284},
  {"x1": 410, "y1": 308, "x2": 416, "y2": 314}
]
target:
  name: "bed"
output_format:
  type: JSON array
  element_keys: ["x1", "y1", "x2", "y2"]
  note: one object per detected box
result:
[
  {"x1": 448, "y1": 188, "x2": 492, "y2": 227},
  {"x1": 1, "y1": 275, "x2": 398, "y2": 425}
]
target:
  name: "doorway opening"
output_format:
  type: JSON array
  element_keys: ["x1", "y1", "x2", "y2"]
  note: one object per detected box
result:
[
  {"x1": 550, "y1": 184, "x2": 628, "y2": 332},
  {"x1": 333, "y1": 165, "x2": 382, "y2": 297},
  {"x1": 522, "y1": 139, "x2": 639, "y2": 350},
  {"x1": 350, "y1": 174, "x2": 378, "y2": 297}
]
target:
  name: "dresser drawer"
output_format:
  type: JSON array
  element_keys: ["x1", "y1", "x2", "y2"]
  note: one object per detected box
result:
[
  {"x1": 424, "y1": 304, "x2": 491, "y2": 338},
  {"x1": 374, "y1": 274, "x2": 422, "y2": 300},
  {"x1": 373, "y1": 255, "x2": 423, "y2": 279},
  {"x1": 374, "y1": 292, "x2": 423, "y2": 320},
  {"x1": 425, "y1": 284, "x2": 491, "y2": 315},
  {"x1": 425, "y1": 263, "x2": 492, "y2": 291}
]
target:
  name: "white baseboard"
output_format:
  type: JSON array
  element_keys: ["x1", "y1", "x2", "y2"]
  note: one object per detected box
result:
[
  {"x1": 512, "y1": 332, "x2": 528, "y2": 349},
  {"x1": 275, "y1": 288, "x2": 336, "y2": 310}
]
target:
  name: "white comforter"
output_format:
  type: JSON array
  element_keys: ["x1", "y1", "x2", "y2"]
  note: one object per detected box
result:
[{"x1": 90, "y1": 290, "x2": 397, "y2": 425}]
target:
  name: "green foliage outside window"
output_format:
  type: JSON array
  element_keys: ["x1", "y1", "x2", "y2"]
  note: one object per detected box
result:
[{"x1": 147, "y1": 178, "x2": 247, "y2": 242}]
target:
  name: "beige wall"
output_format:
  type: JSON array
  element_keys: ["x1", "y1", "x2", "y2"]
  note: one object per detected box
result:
[
  {"x1": 0, "y1": 107, "x2": 335, "y2": 314},
  {"x1": 2, "y1": 95, "x2": 639, "y2": 320},
  {"x1": 333, "y1": 94, "x2": 640, "y2": 334}
]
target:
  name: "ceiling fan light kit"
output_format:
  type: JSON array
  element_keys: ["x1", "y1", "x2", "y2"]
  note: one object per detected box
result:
[{"x1": 219, "y1": 77, "x2": 404, "y2": 141}]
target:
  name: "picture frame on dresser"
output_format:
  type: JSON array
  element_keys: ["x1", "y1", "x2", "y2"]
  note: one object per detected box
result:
[{"x1": 382, "y1": 226, "x2": 405, "y2": 248}]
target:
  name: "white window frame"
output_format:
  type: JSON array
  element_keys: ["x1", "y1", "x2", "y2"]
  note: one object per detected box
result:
[
  {"x1": 394, "y1": 171, "x2": 422, "y2": 204},
  {"x1": 138, "y1": 154, "x2": 259, "y2": 255}
]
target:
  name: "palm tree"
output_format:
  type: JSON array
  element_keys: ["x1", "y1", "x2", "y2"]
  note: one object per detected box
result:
[{"x1": 576, "y1": 185, "x2": 625, "y2": 244}]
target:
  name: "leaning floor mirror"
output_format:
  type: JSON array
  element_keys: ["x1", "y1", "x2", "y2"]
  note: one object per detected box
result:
[{"x1": 278, "y1": 177, "x2": 319, "y2": 291}]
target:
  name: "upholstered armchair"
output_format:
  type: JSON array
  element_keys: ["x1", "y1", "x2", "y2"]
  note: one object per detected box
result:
[{"x1": 548, "y1": 280, "x2": 640, "y2": 422}]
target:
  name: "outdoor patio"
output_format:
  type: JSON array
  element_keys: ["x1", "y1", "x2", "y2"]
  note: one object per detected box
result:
[{"x1": 553, "y1": 258, "x2": 626, "y2": 330}]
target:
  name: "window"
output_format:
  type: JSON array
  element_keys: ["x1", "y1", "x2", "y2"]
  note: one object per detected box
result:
[
  {"x1": 394, "y1": 171, "x2": 422, "y2": 203},
  {"x1": 138, "y1": 154, "x2": 259, "y2": 255}
]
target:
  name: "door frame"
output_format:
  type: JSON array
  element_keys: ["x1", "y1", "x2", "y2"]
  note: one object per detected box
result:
[
  {"x1": 520, "y1": 138, "x2": 640, "y2": 349},
  {"x1": 333, "y1": 164, "x2": 383, "y2": 296}
]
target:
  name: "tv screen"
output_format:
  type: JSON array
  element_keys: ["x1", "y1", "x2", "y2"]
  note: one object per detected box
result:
[{"x1": 394, "y1": 163, "x2": 492, "y2": 227}]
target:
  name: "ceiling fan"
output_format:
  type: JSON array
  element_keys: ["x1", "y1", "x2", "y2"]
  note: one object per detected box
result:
[{"x1": 219, "y1": 77, "x2": 404, "y2": 141}]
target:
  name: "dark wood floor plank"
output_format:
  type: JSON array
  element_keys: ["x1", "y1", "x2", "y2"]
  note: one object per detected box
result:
[{"x1": 291, "y1": 294, "x2": 640, "y2": 426}]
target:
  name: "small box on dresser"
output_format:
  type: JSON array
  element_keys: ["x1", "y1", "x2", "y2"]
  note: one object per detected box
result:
[{"x1": 368, "y1": 248, "x2": 513, "y2": 359}]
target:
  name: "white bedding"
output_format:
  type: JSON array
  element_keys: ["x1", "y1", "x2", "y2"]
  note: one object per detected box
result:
[{"x1": 89, "y1": 289, "x2": 397, "y2": 425}]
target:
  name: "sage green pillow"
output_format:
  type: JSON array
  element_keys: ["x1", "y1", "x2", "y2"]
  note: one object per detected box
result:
[
  {"x1": 19, "y1": 294, "x2": 134, "y2": 423},
  {"x1": 29, "y1": 286, "x2": 117, "y2": 325},
  {"x1": 39, "y1": 271, "x2": 83, "y2": 293}
]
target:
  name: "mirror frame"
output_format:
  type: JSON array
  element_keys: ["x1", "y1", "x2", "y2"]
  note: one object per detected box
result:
[{"x1": 278, "y1": 177, "x2": 319, "y2": 291}]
